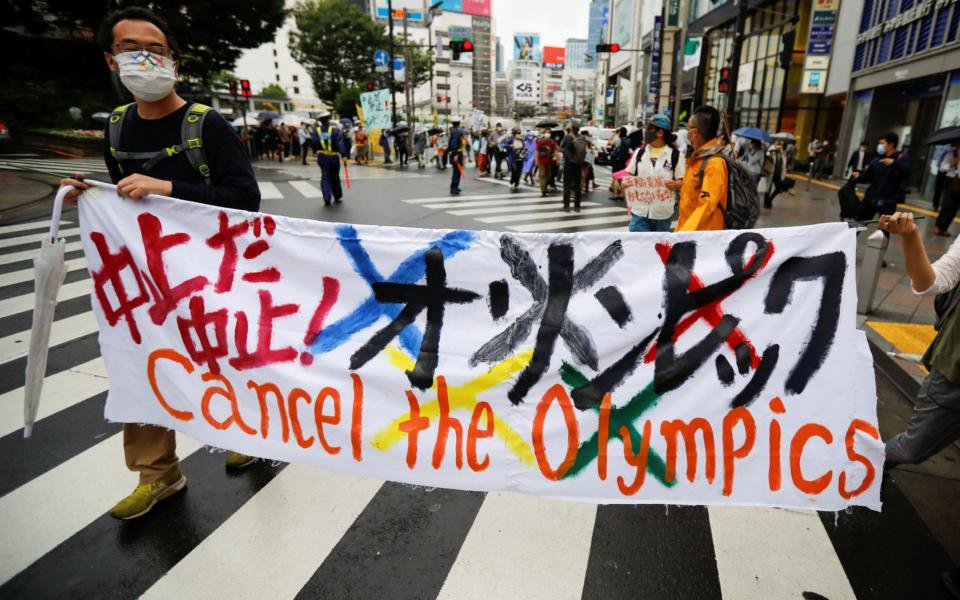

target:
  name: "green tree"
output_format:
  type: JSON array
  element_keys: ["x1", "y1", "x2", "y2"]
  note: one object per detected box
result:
[
  {"x1": 1, "y1": 0, "x2": 286, "y2": 85},
  {"x1": 334, "y1": 86, "x2": 362, "y2": 118},
  {"x1": 260, "y1": 83, "x2": 289, "y2": 99},
  {"x1": 289, "y1": 0, "x2": 387, "y2": 102}
]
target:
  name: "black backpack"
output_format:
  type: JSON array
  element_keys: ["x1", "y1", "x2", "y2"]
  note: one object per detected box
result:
[
  {"x1": 108, "y1": 102, "x2": 213, "y2": 183},
  {"x1": 634, "y1": 146, "x2": 681, "y2": 177},
  {"x1": 695, "y1": 153, "x2": 761, "y2": 229}
]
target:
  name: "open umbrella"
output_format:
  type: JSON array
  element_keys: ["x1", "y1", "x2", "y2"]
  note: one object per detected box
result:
[
  {"x1": 257, "y1": 110, "x2": 280, "y2": 122},
  {"x1": 23, "y1": 185, "x2": 70, "y2": 437},
  {"x1": 428, "y1": 127, "x2": 443, "y2": 135},
  {"x1": 926, "y1": 126, "x2": 960, "y2": 145},
  {"x1": 535, "y1": 119, "x2": 559, "y2": 129},
  {"x1": 772, "y1": 131, "x2": 796, "y2": 142},
  {"x1": 733, "y1": 127, "x2": 773, "y2": 143},
  {"x1": 232, "y1": 115, "x2": 260, "y2": 127}
]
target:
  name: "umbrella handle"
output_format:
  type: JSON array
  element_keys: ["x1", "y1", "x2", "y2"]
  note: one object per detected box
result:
[{"x1": 49, "y1": 185, "x2": 73, "y2": 241}]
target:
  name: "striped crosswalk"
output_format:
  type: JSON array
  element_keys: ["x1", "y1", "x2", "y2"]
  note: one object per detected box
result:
[
  {"x1": 402, "y1": 185, "x2": 631, "y2": 232},
  {"x1": 0, "y1": 157, "x2": 110, "y2": 177},
  {"x1": 0, "y1": 212, "x2": 950, "y2": 599}
]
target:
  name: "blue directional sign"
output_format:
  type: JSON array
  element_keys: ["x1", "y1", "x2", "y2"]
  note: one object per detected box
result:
[{"x1": 373, "y1": 50, "x2": 390, "y2": 67}]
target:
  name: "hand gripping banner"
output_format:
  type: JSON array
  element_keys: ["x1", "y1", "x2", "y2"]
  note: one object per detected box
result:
[{"x1": 78, "y1": 184, "x2": 884, "y2": 510}]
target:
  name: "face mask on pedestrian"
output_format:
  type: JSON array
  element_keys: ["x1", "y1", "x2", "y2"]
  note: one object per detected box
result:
[
  {"x1": 644, "y1": 129, "x2": 659, "y2": 144},
  {"x1": 113, "y1": 50, "x2": 177, "y2": 102},
  {"x1": 876, "y1": 142, "x2": 887, "y2": 156}
]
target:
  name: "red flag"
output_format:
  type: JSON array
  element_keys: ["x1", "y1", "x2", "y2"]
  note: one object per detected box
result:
[{"x1": 343, "y1": 160, "x2": 351, "y2": 190}]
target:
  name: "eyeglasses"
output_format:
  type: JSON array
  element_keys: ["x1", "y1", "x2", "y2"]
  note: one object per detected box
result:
[{"x1": 112, "y1": 42, "x2": 175, "y2": 58}]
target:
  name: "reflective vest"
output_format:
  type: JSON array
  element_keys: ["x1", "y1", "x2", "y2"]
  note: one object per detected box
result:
[{"x1": 319, "y1": 126, "x2": 339, "y2": 155}]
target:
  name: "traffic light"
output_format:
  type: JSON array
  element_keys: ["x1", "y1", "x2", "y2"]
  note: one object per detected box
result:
[
  {"x1": 228, "y1": 80, "x2": 238, "y2": 98},
  {"x1": 240, "y1": 79, "x2": 252, "y2": 98},
  {"x1": 718, "y1": 67, "x2": 731, "y2": 93},
  {"x1": 366, "y1": 82, "x2": 375, "y2": 91},
  {"x1": 595, "y1": 43, "x2": 620, "y2": 53},
  {"x1": 450, "y1": 39, "x2": 473, "y2": 60},
  {"x1": 778, "y1": 30, "x2": 796, "y2": 70}
]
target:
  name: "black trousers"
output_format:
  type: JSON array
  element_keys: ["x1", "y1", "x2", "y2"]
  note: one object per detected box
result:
[
  {"x1": 933, "y1": 171, "x2": 947, "y2": 210},
  {"x1": 936, "y1": 188, "x2": 959, "y2": 232},
  {"x1": 563, "y1": 164, "x2": 582, "y2": 208}
]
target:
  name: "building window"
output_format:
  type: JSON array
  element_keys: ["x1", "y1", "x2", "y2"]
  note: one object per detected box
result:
[
  {"x1": 293, "y1": 74, "x2": 299, "y2": 82},
  {"x1": 273, "y1": 48, "x2": 277, "y2": 56},
  {"x1": 274, "y1": 61, "x2": 279, "y2": 70},
  {"x1": 437, "y1": 70, "x2": 450, "y2": 77},
  {"x1": 276, "y1": 74, "x2": 280, "y2": 82}
]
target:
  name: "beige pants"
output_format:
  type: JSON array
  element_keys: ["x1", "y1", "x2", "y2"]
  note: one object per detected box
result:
[
  {"x1": 123, "y1": 423, "x2": 179, "y2": 484},
  {"x1": 539, "y1": 163, "x2": 554, "y2": 193}
]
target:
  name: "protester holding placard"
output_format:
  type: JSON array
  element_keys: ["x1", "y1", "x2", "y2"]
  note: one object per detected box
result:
[
  {"x1": 621, "y1": 114, "x2": 683, "y2": 232},
  {"x1": 59, "y1": 6, "x2": 262, "y2": 520}
]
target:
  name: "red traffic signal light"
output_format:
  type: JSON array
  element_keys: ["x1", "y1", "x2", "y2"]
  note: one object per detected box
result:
[
  {"x1": 718, "y1": 67, "x2": 731, "y2": 93},
  {"x1": 596, "y1": 43, "x2": 620, "y2": 53},
  {"x1": 228, "y1": 80, "x2": 238, "y2": 97},
  {"x1": 366, "y1": 82, "x2": 375, "y2": 91},
  {"x1": 240, "y1": 79, "x2": 252, "y2": 98},
  {"x1": 462, "y1": 40, "x2": 473, "y2": 52}
]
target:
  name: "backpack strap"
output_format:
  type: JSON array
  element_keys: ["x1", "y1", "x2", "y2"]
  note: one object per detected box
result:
[
  {"x1": 180, "y1": 103, "x2": 213, "y2": 183},
  {"x1": 670, "y1": 147, "x2": 680, "y2": 177},
  {"x1": 108, "y1": 104, "x2": 159, "y2": 174}
]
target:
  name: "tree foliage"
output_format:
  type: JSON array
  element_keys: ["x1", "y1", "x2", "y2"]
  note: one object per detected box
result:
[
  {"x1": 289, "y1": 0, "x2": 386, "y2": 103},
  {"x1": 260, "y1": 83, "x2": 289, "y2": 99},
  {"x1": 334, "y1": 86, "x2": 361, "y2": 118},
  {"x1": 290, "y1": 0, "x2": 434, "y2": 103},
  {"x1": 1, "y1": 0, "x2": 287, "y2": 85}
]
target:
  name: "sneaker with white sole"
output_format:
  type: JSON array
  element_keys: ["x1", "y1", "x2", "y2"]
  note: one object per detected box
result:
[{"x1": 110, "y1": 467, "x2": 186, "y2": 520}]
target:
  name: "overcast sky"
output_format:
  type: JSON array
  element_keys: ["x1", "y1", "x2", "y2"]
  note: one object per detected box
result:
[{"x1": 492, "y1": 0, "x2": 593, "y2": 52}]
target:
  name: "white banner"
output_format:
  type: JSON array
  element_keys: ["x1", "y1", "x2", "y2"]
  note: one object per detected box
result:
[
  {"x1": 359, "y1": 89, "x2": 392, "y2": 130},
  {"x1": 78, "y1": 184, "x2": 884, "y2": 510}
]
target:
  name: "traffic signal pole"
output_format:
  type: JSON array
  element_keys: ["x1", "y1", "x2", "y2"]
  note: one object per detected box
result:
[
  {"x1": 725, "y1": 0, "x2": 750, "y2": 131},
  {"x1": 387, "y1": 0, "x2": 398, "y2": 128}
]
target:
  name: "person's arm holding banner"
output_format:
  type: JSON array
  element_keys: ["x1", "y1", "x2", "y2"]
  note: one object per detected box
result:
[{"x1": 880, "y1": 212, "x2": 960, "y2": 293}]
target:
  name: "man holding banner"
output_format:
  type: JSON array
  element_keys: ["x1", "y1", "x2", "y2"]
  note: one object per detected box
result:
[{"x1": 60, "y1": 7, "x2": 262, "y2": 519}]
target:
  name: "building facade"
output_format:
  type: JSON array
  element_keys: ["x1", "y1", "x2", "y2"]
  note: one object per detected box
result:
[
  {"x1": 233, "y1": 12, "x2": 325, "y2": 110},
  {"x1": 835, "y1": 0, "x2": 960, "y2": 194},
  {"x1": 565, "y1": 38, "x2": 590, "y2": 70}
]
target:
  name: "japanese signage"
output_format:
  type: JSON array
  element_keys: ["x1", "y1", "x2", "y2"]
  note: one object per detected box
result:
[
  {"x1": 801, "y1": 70, "x2": 827, "y2": 93},
  {"x1": 543, "y1": 46, "x2": 566, "y2": 70},
  {"x1": 650, "y1": 16, "x2": 663, "y2": 96},
  {"x1": 803, "y1": 0, "x2": 839, "y2": 94},
  {"x1": 666, "y1": 0, "x2": 681, "y2": 27},
  {"x1": 78, "y1": 187, "x2": 884, "y2": 510},
  {"x1": 512, "y1": 79, "x2": 537, "y2": 102},
  {"x1": 359, "y1": 89, "x2": 392, "y2": 130},
  {"x1": 440, "y1": 0, "x2": 491, "y2": 17},
  {"x1": 374, "y1": 0, "x2": 424, "y2": 21}
]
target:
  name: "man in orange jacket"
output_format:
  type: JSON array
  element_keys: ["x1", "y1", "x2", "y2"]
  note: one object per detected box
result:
[{"x1": 677, "y1": 105, "x2": 728, "y2": 231}]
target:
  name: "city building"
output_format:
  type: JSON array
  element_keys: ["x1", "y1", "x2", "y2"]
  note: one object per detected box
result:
[
  {"x1": 494, "y1": 72, "x2": 509, "y2": 115},
  {"x1": 496, "y1": 37, "x2": 504, "y2": 72},
  {"x1": 506, "y1": 60, "x2": 542, "y2": 116},
  {"x1": 233, "y1": 9, "x2": 325, "y2": 110},
  {"x1": 587, "y1": 0, "x2": 610, "y2": 71},
  {"x1": 366, "y1": 0, "x2": 495, "y2": 119},
  {"x1": 565, "y1": 38, "x2": 590, "y2": 70},
  {"x1": 600, "y1": 0, "x2": 658, "y2": 126},
  {"x1": 834, "y1": 0, "x2": 960, "y2": 195}
]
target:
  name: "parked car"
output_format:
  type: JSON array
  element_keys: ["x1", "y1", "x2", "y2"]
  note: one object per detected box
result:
[
  {"x1": 0, "y1": 121, "x2": 10, "y2": 143},
  {"x1": 582, "y1": 127, "x2": 615, "y2": 164}
]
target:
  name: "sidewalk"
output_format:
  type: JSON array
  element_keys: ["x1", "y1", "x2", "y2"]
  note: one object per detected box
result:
[{"x1": 0, "y1": 170, "x2": 59, "y2": 223}]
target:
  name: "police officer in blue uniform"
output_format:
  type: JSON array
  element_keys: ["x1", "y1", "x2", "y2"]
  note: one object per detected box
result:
[
  {"x1": 448, "y1": 116, "x2": 465, "y2": 195},
  {"x1": 316, "y1": 110, "x2": 347, "y2": 205}
]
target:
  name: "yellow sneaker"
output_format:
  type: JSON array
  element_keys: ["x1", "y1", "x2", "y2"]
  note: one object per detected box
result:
[
  {"x1": 110, "y1": 467, "x2": 186, "y2": 520},
  {"x1": 225, "y1": 451, "x2": 256, "y2": 469}
]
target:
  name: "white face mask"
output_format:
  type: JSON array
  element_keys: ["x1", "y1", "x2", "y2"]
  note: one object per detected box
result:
[{"x1": 115, "y1": 51, "x2": 177, "y2": 102}]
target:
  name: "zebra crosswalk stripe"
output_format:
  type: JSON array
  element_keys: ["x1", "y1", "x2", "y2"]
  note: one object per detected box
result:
[
  {"x1": 0, "y1": 220, "x2": 72, "y2": 235},
  {"x1": 507, "y1": 215, "x2": 631, "y2": 232},
  {"x1": 0, "y1": 228, "x2": 80, "y2": 250},
  {"x1": 288, "y1": 180, "x2": 324, "y2": 198},
  {"x1": 0, "y1": 218, "x2": 945, "y2": 600},
  {"x1": 0, "y1": 240, "x2": 83, "y2": 266},
  {"x1": 140, "y1": 464, "x2": 383, "y2": 599},
  {"x1": 258, "y1": 181, "x2": 284, "y2": 200},
  {"x1": 477, "y1": 206, "x2": 626, "y2": 223},
  {"x1": 0, "y1": 258, "x2": 88, "y2": 288},
  {"x1": 0, "y1": 278, "x2": 92, "y2": 317}
]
